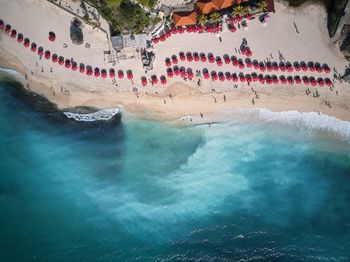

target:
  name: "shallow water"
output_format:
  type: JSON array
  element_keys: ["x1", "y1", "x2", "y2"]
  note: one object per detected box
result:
[{"x1": 0, "y1": 82, "x2": 350, "y2": 261}]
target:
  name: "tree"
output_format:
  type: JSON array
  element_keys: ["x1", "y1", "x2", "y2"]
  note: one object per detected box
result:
[
  {"x1": 209, "y1": 12, "x2": 221, "y2": 23},
  {"x1": 198, "y1": 14, "x2": 208, "y2": 26},
  {"x1": 232, "y1": 4, "x2": 249, "y2": 17},
  {"x1": 256, "y1": 0, "x2": 268, "y2": 12}
]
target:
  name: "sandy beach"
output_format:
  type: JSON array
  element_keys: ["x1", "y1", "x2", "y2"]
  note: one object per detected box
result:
[{"x1": 0, "y1": 0, "x2": 349, "y2": 123}]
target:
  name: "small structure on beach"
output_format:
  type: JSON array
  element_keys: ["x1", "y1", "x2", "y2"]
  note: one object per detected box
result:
[
  {"x1": 111, "y1": 34, "x2": 148, "y2": 51},
  {"x1": 173, "y1": 11, "x2": 197, "y2": 27}
]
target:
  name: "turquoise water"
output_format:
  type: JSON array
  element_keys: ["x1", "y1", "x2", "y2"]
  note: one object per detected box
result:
[{"x1": 0, "y1": 82, "x2": 350, "y2": 261}]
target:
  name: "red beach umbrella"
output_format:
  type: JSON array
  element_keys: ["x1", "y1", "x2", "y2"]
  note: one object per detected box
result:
[
  {"x1": 280, "y1": 65, "x2": 286, "y2": 72},
  {"x1": 160, "y1": 35, "x2": 166, "y2": 42},
  {"x1": 325, "y1": 78, "x2": 332, "y2": 86},
  {"x1": 180, "y1": 69, "x2": 187, "y2": 78},
  {"x1": 171, "y1": 56, "x2": 178, "y2": 64},
  {"x1": 211, "y1": 73, "x2": 218, "y2": 81},
  {"x1": 259, "y1": 75, "x2": 265, "y2": 84},
  {"x1": 239, "y1": 63, "x2": 245, "y2": 69},
  {"x1": 172, "y1": 28, "x2": 178, "y2": 34},
  {"x1": 246, "y1": 60, "x2": 253, "y2": 68},
  {"x1": 246, "y1": 50, "x2": 252, "y2": 57},
  {"x1": 141, "y1": 77, "x2": 147, "y2": 86},
  {"x1": 233, "y1": 59, "x2": 239, "y2": 66},
  {"x1": 152, "y1": 37, "x2": 159, "y2": 44},
  {"x1": 240, "y1": 75, "x2": 246, "y2": 82},
  {"x1": 188, "y1": 71, "x2": 194, "y2": 79},
  {"x1": 165, "y1": 59, "x2": 172, "y2": 67},
  {"x1": 230, "y1": 26, "x2": 237, "y2": 32},
  {"x1": 287, "y1": 77, "x2": 294, "y2": 85},
  {"x1": 109, "y1": 68, "x2": 115, "y2": 78},
  {"x1": 186, "y1": 53, "x2": 193, "y2": 62},
  {"x1": 311, "y1": 78, "x2": 317, "y2": 86},
  {"x1": 302, "y1": 65, "x2": 308, "y2": 71},
  {"x1": 101, "y1": 69, "x2": 107, "y2": 78},
  {"x1": 11, "y1": 29, "x2": 17, "y2": 38},
  {"x1": 174, "y1": 67, "x2": 180, "y2": 76},
  {"x1": 252, "y1": 74, "x2": 258, "y2": 82},
  {"x1": 44, "y1": 50, "x2": 51, "y2": 60},
  {"x1": 309, "y1": 65, "x2": 316, "y2": 72},
  {"x1": 80, "y1": 64, "x2": 86, "y2": 73},
  {"x1": 72, "y1": 62, "x2": 78, "y2": 71},
  {"x1": 161, "y1": 76, "x2": 167, "y2": 85},
  {"x1": 318, "y1": 79, "x2": 325, "y2": 87},
  {"x1": 232, "y1": 74, "x2": 239, "y2": 82},
  {"x1": 219, "y1": 73, "x2": 225, "y2": 81},
  {"x1": 52, "y1": 54, "x2": 58, "y2": 63},
  {"x1": 294, "y1": 76, "x2": 302, "y2": 84},
  {"x1": 167, "y1": 69, "x2": 174, "y2": 78},
  {"x1": 316, "y1": 66, "x2": 323, "y2": 73},
  {"x1": 31, "y1": 43, "x2": 37, "y2": 52},
  {"x1": 23, "y1": 38, "x2": 30, "y2": 47},
  {"x1": 225, "y1": 73, "x2": 232, "y2": 81},
  {"x1": 118, "y1": 71, "x2": 124, "y2": 79},
  {"x1": 224, "y1": 56, "x2": 231, "y2": 64},
  {"x1": 179, "y1": 53, "x2": 186, "y2": 61},
  {"x1": 5, "y1": 24, "x2": 11, "y2": 34},
  {"x1": 200, "y1": 54, "x2": 207, "y2": 63},
  {"x1": 0, "y1": 20, "x2": 4, "y2": 30},
  {"x1": 127, "y1": 71, "x2": 133, "y2": 80},
  {"x1": 246, "y1": 74, "x2": 252, "y2": 83},
  {"x1": 86, "y1": 67, "x2": 93, "y2": 76},
  {"x1": 203, "y1": 72, "x2": 210, "y2": 79},
  {"x1": 58, "y1": 56, "x2": 64, "y2": 65},
  {"x1": 208, "y1": 55, "x2": 215, "y2": 63},
  {"x1": 194, "y1": 53, "x2": 200, "y2": 62},
  {"x1": 65, "y1": 59, "x2": 71, "y2": 69},
  {"x1": 280, "y1": 76, "x2": 287, "y2": 85},
  {"x1": 303, "y1": 77, "x2": 310, "y2": 85},
  {"x1": 287, "y1": 65, "x2": 294, "y2": 72},
  {"x1": 17, "y1": 34, "x2": 24, "y2": 43},
  {"x1": 217, "y1": 59, "x2": 223, "y2": 66},
  {"x1": 94, "y1": 67, "x2": 100, "y2": 77},
  {"x1": 48, "y1": 32, "x2": 56, "y2": 42},
  {"x1": 236, "y1": 16, "x2": 242, "y2": 22},
  {"x1": 260, "y1": 65, "x2": 266, "y2": 72},
  {"x1": 38, "y1": 47, "x2": 44, "y2": 56},
  {"x1": 324, "y1": 66, "x2": 331, "y2": 74},
  {"x1": 151, "y1": 75, "x2": 158, "y2": 84},
  {"x1": 165, "y1": 31, "x2": 171, "y2": 38}
]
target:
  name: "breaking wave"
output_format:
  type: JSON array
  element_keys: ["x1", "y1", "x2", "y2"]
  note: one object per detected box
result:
[{"x1": 63, "y1": 108, "x2": 121, "y2": 122}]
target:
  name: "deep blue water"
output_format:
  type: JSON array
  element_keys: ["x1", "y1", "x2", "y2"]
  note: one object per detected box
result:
[{"x1": 0, "y1": 82, "x2": 350, "y2": 261}]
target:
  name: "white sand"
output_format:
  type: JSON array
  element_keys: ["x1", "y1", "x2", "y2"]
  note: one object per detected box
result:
[{"x1": 0, "y1": 0, "x2": 349, "y2": 123}]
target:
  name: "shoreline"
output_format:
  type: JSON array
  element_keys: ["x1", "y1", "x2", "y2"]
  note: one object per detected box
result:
[{"x1": 0, "y1": 0, "x2": 350, "y2": 125}]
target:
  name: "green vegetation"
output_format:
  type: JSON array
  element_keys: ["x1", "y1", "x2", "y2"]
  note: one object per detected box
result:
[
  {"x1": 198, "y1": 14, "x2": 208, "y2": 26},
  {"x1": 256, "y1": 0, "x2": 268, "y2": 12},
  {"x1": 85, "y1": 0, "x2": 152, "y2": 34},
  {"x1": 232, "y1": 4, "x2": 249, "y2": 17},
  {"x1": 285, "y1": 0, "x2": 349, "y2": 37},
  {"x1": 137, "y1": 0, "x2": 157, "y2": 8},
  {"x1": 209, "y1": 12, "x2": 221, "y2": 23}
]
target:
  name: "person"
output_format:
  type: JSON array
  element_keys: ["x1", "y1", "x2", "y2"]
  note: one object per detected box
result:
[
  {"x1": 223, "y1": 95, "x2": 226, "y2": 102},
  {"x1": 252, "y1": 98, "x2": 255, "y2": 105},
  {"x1": 200, "y1": 113, "x2": 203, "y2": 118}
]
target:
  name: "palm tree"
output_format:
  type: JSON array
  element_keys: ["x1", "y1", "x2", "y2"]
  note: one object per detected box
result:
[
  {"x1": 232, "y1": 4, "x2": 248, "y2": 17},
  {"x1": 198, "y1": 14, "x2": 208, "y2": 26},
  {"x1": 256, "y1": 0, "x2": 268, "y2": 12},
  {"x1": 209, "y1": 12, "x2": 221, "y2": 23}
]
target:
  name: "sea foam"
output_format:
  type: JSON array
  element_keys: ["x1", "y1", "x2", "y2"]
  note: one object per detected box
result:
[
  {"x1": 63, "y1": 108, "x2": 120, "y2": 122},
  {"x1": 222, "y1": 108, "x2": 350, "y2": 141}
]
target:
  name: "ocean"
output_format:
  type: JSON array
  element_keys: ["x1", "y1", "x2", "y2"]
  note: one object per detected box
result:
[{"x1": 0, "y1": 80, "x2": 350, "y2": 261}]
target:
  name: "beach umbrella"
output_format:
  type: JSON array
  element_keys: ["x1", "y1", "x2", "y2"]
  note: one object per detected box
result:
[
  {"x1": 52, "y1": 54, "x2": 58, "y2": 63},
  {"x1": 272, "y1": 62, "x2": 279, "y2": 71},
  {"x1": 180, "y1": 69, "x2": 187, "y2": 78},
  {"x1": 127, "y1": 71, "x2": 133, "y2": 80},
  {"x1": 10, "y1": 29, "x2": 17, "y2": 38},
  {"x1": 44, "y1": 50, "x2": 51, "y2": 60},
  {"x1": 31, "y1": 43, "x2": 37, "y2": 52},
  {"x1": 178, "y1": 27, "x2": 185, "y2": 34},
  {"x1": 252, "y1": 73, "x2": 258, "y2": 82},
  {"x1": 287, "y1": 76, "x2": 294, "y2": 85},
  {"x1": 167, "y1": 68, "x2": 174, "y2": 78},
  {"x1": 310, "y1": 78, "x2": 317, "y2": 86},
  {"x1": 236, "y1": 16, "x2": 242, "y2": 22},
  {"x1": 246, "y1": 60, "x2": 253, "y2": 68},
  {"x1": 325, "y1": 78, "x2": 332, "y2": 86},
  {"x1": 161, "y1": 76, "x2": 167, "y2": 85},
  {"x1": 160, "y1": 35, "x2": 166, "y2": 42},
  {"x1": 141, "y1": 77, "x2": 147, "y2": 86},
  {"x1": 172, "y1": 28, "x2": 178, "y2": 34},
  {"x1": 151, "y1": 75, "x2": 158, "y2": 84},
  {"x1": 193, "y1": 53, "x2": 200, "y2": 62},
  {"x1": 200, "y1": 54, "x2": 207, "y2": 63},
  {"x1": 309, "y1": 64, "x2": 316, "y2": 72},
  {"x1": 225, "y1": 72, "x2": 232, "y2": 81},
  {"x1": 188, "y1": 71, "x2": 194, "y2": 80},
  {"x1": 280, "y1": 76, "x2": 287, "y2": 85},
  {"x1": 80, "y1": 64, "x2": 86, "y2": 73},
  {"x1": 232, "y1": 73, "x2": 239, "y2": 82},
  {"x1": 203, "y1": 72, "x2": 210, "y2": 79},
  {"x1": 279, "y1": 64, "x2": 286, "y2": 72},
  {"x1": 17, "y1": 34, "x2": 23, "y2": 43},
  {"x1": 58, "y1": 56, "x2": 64, "y2": 65},
  {"x1": 211, "y1": 72, "x2": 218, "y2": 81},
  {"x1": 48, "y1": 31, "x2": 56, "y2": 42},
  {"x1": 216, "y1": 59, "x2": 223, "y2": 67},
  {"x1": 232, "y1": 59, "x2": 239, "y2": 66},
  {"x1": 171, "y1": 56, "x2": 178, "y2": 64},
  {"x1": 118, "y1": 70, "x2": 124, "y2": 79},
  {"x1": 241, "y1": 48, "x2": 247, "y2": 56},
  {"x1": 272, "y1": 76, "x2": 279, "y2": 84},
  {"x1": 224, "y1": 56, "x2": 231, "y2": 64},
  {"x1": 239, "y1": 63, "x2": 245, "y2": 69},
  {"x1": 246, "y1": 74, "x2": 252, "y2": 83},
  {"x1": 186, "y1": 53, "x2": 193, "y2": 62},
  {"x1": 302, "y1": 76, "x2": 309, "y2": 85},
  {"x1": 230, "y1": 26, "x2": 237, "y2": 33},
  {"x1": 0, "y1": 20, "x2": 3, "y2": 30},
  {"x1": 5, "y1": 24, "x2": 11, "y2": 34},
  {"x1": 318, "y1": 78, "x2": 325, "y2": 87},
  {"x1": 260, "y1": 65, "x2": 266, "y2": 72},
  {"x1": 294, "y1": 76, "x2": 302, "y2": 84},
  {"x1": 94, "y1": 67, "x2": 100, "y2": 77},
  {"x1": 65, "y1": 59, "x2": 71, "y2": 69},
  {"x1": 152, "y1": 37, "x2": 159, "y2": 44},
  {"x1": 316, "y1": 66, "x2": 323, "y2": 73},
  {"x1": 246, "y1": 50, "x2": 252, "y2": 57},
  {"x1": 86, "y1": 67, "x2": 93, "y2": 76},
  {"x1": 208, "y1": 55, "x2": 215, "y2": 63},
  {"x1": 324, "y1": 66, "x2": 331, "y2": 74},
  {"x1": 179, "y1": 53, "x2": 186, "y2": 61},
  {"x1": 174, "y1": 67, "x2": 180, "y2": 76},
  {"x1": 165, "y1": 59, "x2": 172, "y2": 67},
  {"x1": 218, "y1": 72, "x2": 225, "y2": 82},
  {"x1": 287, "y1": 65, "x2": 294, "y2": 72},
  {"x1": 245, "y1": 14, "x2": 253, "y2": 20},
  {"x1": 109, "y1": 68, "x2": 115, "y2": 78},
  {"x1": 259, "y1": 75, "x2": 265, "y2": 84},
  {"x1": 101, "y1": 69, "x2": 107, "y2": 78},
  {"x1": 266, "y1": 76, "x2": 273, "y2": 85},
  {"x1": 72, "y1": 62, "x2": 78, "y2": 71},
  {"x1": 165, "y1": 31, "x2": 171, "y2": 38},
  {"x1": 37, "y1": 47, "x2": 44, "y2": 56},
  {"x1": 239, "y1": 75, "x2": 246, "y2": 82},
  {"x1": 23, "y1": 38, "x2": 30, "y2": 47}
]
